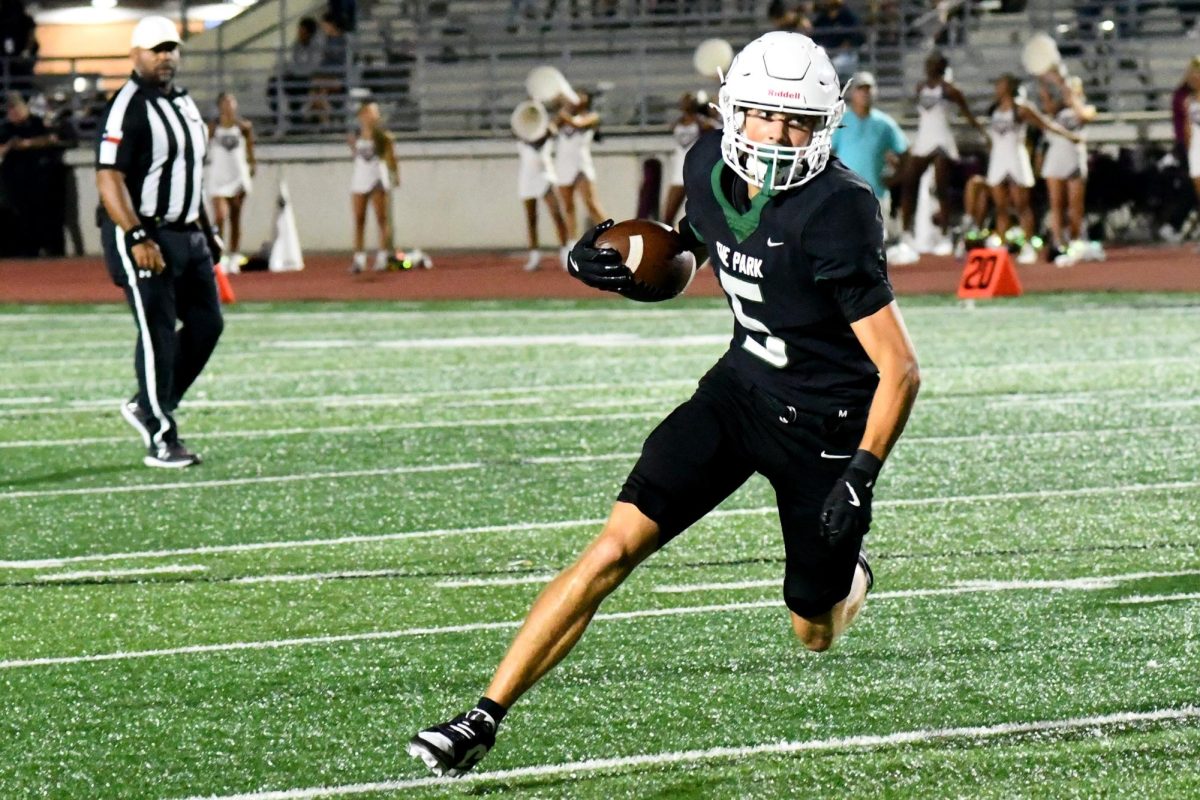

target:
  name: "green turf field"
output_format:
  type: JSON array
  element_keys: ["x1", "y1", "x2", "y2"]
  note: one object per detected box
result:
[{"x1": 0, "y1": 294, "x2": 1197, "y2": 799}]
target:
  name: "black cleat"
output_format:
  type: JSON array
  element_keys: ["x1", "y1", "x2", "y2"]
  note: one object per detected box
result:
[
  {"x1": 858, "y1": 547, "x2": 874, "y2": 593},
  {"x1": 407, "y1": 709, "x2": 497, "y2": 777},
  {"x1": 144, "y1": 441, "x2": 201, "y2": 469},
  {"x1": 120, "y1": 400, "x2": 153, "y2": 449}
]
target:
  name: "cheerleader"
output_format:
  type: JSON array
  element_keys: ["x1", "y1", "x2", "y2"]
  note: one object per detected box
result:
[
  {"x1": 516, "y1": 129, "x2": 569, "y2": 271},
  {"x1": 207, "y1": 92, "x2": 256, "y2": 273},
  {"x1": 1185, "y1": 72, "x2": 1200, "y2": 241},
  {"x1": 662, "y1": 91, "x2": 715, "y2": 226},
  {"x1": 1038, "y1": 73, "x2": 1099, "y2": 266},
  {"x1": 554, "y1": 90, "x2": 608, "y2": 240},
  {"x1": 985, "y1": 74, "x2": 1080, "y2": 264},
  {"x1": 349, "y1": 101, "x2": 400, "y2": 273},
  {"x1": 897, "y1": 52, "x2": 986, "y2": 261}
]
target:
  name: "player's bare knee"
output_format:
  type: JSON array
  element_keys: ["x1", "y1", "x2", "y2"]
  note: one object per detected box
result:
[
  {"x1": 790, "y1": 616, "x2": 835, "y2": 653},
  {"x1": 582, "y1": 534, "x2": 638, "y2": 584}
]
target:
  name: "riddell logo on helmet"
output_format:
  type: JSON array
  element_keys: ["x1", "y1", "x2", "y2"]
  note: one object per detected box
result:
[{"x1": 767, "y1": 89, "x2": 806, "y2": 99}]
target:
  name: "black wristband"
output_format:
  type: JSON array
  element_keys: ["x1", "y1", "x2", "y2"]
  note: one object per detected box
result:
[
  {"x1": 848, "y1": 449, "x2": 883, "y2": 481},
  {"x1": 125, "y1": 225, "x2": 149, "y2": 250}
]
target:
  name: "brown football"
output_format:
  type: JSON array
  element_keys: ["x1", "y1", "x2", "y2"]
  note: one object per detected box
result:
[{"x1": 595, "y1": 219, "x2": 697, "y2": 302}]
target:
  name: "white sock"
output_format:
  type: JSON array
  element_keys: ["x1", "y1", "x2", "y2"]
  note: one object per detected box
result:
[
  {"x1": 353, "y1": 251, "x2": 367, "y2": 268},
  {"x1": 374, "y1": 249, "x2": 389, "y2": 268}
]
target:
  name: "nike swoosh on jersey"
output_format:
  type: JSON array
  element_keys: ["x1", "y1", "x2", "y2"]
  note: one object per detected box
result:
[
  {"x1": 820, "y1": 451, "x2": 853, "y2": 459},
  {"x1": 767, "y1": 238, "x2": 785, "y2": 247}
]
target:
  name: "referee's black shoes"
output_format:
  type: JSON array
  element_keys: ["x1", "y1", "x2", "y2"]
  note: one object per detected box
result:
[
  {"x1": 124, "y1": 401, "x2": 202, "y2": 468},
  {"x1": 145, "y1": 441, "x2": 202, "y2": 469},
  {"x1": 120, "y1": 400, "x2": 153, "y2": 449}
]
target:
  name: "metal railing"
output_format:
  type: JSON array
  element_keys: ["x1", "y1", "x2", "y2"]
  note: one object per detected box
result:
[{"x1": 2, "y1": 0, "x2": 1190, "y2": 143}]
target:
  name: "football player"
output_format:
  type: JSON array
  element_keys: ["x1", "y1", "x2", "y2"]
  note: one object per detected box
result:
[{"x1": 407, "y1": 31, "x2": 920, "y2": 778}]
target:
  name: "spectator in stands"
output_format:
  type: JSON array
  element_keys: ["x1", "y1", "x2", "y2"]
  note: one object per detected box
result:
[
  {"x1": 0, "y1": 91, "x2": 61, "y2": 256},
  {"x1": 329, "y1": 0, "x2": 356, "y2": 32},
  {"x1": 554, "y1": 90, "x2": 607, "y2": 241},
  {"x1": 767, "y1": 0, "x2": 813, "y2": 33},
  {"x1": 47, "y1": 91, "x2": 82, "y2": 256},
  {"x1": 811, "y1": 0, "x2": 863, "y2": 82},
  {"x1": 279, "y1": 17, "x2": 321, "y2": 129},
  {"x1": 867, "y1": 0, "x2": 901, "y2": 47},
  {"x1": 832, "y1": 71, "x2": 908, "y2": 236},
  {"x1": 311, "y1": 12, "x2": 348, "y2": 128},
  {"x1": 0, "y1": 0, "x2": 37, "y2": 95}
]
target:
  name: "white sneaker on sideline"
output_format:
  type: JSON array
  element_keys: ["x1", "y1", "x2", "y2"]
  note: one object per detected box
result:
[
  {"x1": 560, "y1": 246, "x2": 571, "y2": 271},
  {"x1": 886, "y1": 241, "x2": 920, "y2": 266},
  {"x1": 1017, "y1": 242, "x2": 1038, "y2": 265},
  {"x1": 1079, "y1": 240, "x2": 1106, "y2": 262},
  {"x1": 522, "y1": 249, "x2": 541, "y2": 271}
]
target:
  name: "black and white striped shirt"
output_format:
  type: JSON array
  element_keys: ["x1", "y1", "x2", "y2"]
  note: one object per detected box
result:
[{"x1": 95, "y1": 71, "x2": 208, "y2": 225}]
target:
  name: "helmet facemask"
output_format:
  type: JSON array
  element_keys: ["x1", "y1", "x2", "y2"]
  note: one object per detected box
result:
[
  {"x1": 716, "y1": 31, "x2": 846, "y2": 194},
  {"x1": 718, "y1": 97, "x2": 844, "y2": 193}
]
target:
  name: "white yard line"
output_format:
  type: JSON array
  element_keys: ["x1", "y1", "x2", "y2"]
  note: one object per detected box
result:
[
  {"x1": 176, "y1": 706, "x2": 1200, "y2": 800},
  {"x1": 0, "y1": 382, "x2": 1189, "y2": 419},
  {"x1": 3, "y1": 569, "x2": 1196, "y2": 670},
  {"x1": 229, "y1": 570, "x2": 409, "y2": 585},
  {"x1": 1114, "y1": 592, "x2": 1200, "y2": 605},
  {"x1": 0, "y1": 518, "x2": 610, "y2": 569},
  {"x1": 434, "y1": 574, "x2": 558, "y2": 589},
  {"x1": 0, "y1": 461, "x2": 483, "y2": 501},
  {"x1": 2, "y1": 481, "x2": 1199, "y2": 568},
  {"x1": 34, "y1": 565, "x2": 207, "y2": 582},
  {"x1": 653, "y1": 570, "x2": 1200, "y2": 595},
  {"x1": 0, "y1": 602, "x2": 773, "y2": 669},
  {"x1": 2, "y1": 411, "x2": 1198, "y2": 453}
]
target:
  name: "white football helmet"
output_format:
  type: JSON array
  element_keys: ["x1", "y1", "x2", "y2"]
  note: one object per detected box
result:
[{"x1": 717, "y1": 31, "x2": 845, "y2": 192}]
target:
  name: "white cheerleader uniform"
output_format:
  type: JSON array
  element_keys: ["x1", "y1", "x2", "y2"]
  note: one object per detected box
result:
[
  {"x1": 350, "y1": 135, "x2": 391, "y2": 195},
  {"x1": 517, "y1": 138, "x2": 556, "y2": 200},
  {"x1": 207, "y1": 122, "x2": 252, "y2": 198},
  {"x1": 554, "y1": 124, "x2": 596, "y2": 186},
  {"x1": 1041, "y1": 106, "x2": 1087, "y2": 180},
  {"x1": 668, "y1": 119, "x2": 701, "y2": 188},
  {"x1": 911, "y1": 83, "x2": 959, "y2": 160},
  {"x1": 1189, "y1": 96, "x2": 1200, "y2": 179},
  {"x1": 986, "y1": 104, "x2": 1035, "y2": 188}
]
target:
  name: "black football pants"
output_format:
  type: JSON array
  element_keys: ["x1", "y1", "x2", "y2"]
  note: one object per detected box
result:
[{"x1": 101, "y1": 219, "x2": 224, "y2": 447}]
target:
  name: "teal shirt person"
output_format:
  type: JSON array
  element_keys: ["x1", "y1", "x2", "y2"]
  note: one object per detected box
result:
[{"x1": 832, "y1": 93, "x2": 908, "y2": 200}]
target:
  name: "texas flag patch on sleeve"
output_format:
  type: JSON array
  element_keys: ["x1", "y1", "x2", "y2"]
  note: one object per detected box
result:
[{"x1": 99, "y1": 130, "x2": 123, "y2": 164}]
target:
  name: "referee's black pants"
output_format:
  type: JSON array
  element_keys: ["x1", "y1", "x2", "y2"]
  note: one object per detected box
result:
[{"x1": 101, "y1": 219, "x2": 224, "y2": 446}]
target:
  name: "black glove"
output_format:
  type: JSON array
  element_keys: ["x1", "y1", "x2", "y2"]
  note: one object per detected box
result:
[
  {"x1": 820, "y1": 449, "x2": 882, "y2": 548},
  {"x1": 567, "y1": 220, "x2": 635, "y2": 293}
]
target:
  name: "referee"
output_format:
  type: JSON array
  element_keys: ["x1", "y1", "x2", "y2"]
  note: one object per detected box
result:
[{"x1": 97, "y1": 16, "x2": 223, "y2": 468}]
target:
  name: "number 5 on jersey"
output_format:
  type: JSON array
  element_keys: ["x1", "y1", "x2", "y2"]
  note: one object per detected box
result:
[{"x1": 719, "y1": 271, "x2": 788, "y2": 368}]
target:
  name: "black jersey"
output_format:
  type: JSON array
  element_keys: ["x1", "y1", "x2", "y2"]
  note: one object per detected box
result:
[{"x1": 679, "y1": 130, "x2": 894, "y2": 414}]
